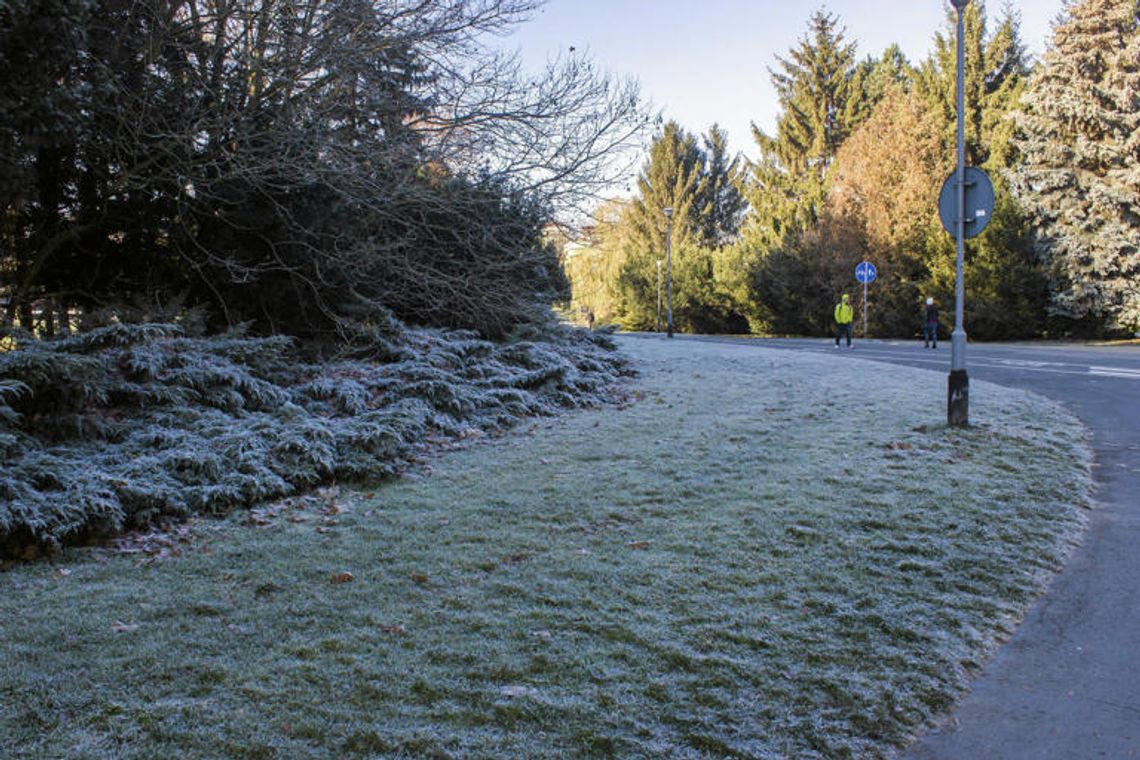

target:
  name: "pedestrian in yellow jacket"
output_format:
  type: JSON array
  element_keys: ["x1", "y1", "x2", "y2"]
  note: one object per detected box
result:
[{"x1": 834, "y1": 294, "x2": 854, "y2": 349}]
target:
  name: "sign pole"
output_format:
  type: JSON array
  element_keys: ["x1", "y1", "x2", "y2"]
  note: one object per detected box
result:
[
  {"x1": 862, "y1": 272, "x2": 868, "y2": 338},
  {"x1": 664, "y1": 207, "x2": 674, "y2": 339},
  {"x1": 854, "y1": 260, "x2": 876, "y2": 339},
  {"x1": 948, "y1": 0, "x2": 970, "y2": 427}
]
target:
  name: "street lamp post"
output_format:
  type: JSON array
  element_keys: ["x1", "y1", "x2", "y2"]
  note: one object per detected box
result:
[
  {"x1": 948, "y1": 0, "x2": 970, "y2": 427},
  {"x1": 664, "y1": 207, "x2": 674, "y2": 338},
  {"x1": 656, "y1": 259, "x2": 663, "y2": 332}
]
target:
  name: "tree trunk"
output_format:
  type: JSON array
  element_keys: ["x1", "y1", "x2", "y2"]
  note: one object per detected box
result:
[{"x1": 57, "y1": 294, "x2": 70, "y2": 337}]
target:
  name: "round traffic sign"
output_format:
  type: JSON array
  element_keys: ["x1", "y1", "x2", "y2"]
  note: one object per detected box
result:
[
  {"x1": 855, "y1": 261, "x2": 877, "y2": 284},
  {"x1": 938, "y1": 166, "x2": 995, "y2": 239}
]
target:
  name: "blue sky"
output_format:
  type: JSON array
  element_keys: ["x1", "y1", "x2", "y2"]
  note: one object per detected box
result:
[{"x1": 499, "y1": 1, "x2": 1064, "y2": 163}]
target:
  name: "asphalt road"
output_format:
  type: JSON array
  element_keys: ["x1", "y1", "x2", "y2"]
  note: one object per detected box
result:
[{"x1": 678, "y1": 335, "x2": 1140, "y2": 759}]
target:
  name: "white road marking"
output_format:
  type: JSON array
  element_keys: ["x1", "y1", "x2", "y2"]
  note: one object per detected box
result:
[
  {"x1": 1089, "y1": 366, "x2": 1140, "y2": 379},
  {"x1": 795, "y1": 345, "x2": 1140, "y2": 380}
]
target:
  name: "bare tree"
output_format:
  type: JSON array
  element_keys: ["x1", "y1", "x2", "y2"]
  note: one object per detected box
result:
[{"x1": 0, "y1": 0, "x2": 650, "y2": 341}]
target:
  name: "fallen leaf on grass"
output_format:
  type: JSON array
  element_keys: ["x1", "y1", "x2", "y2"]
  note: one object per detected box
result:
[
  {"x1": 500, "y1": 685, "x2": 537, "y2": 698},
  {"x1": 409, "y1": 572, "x2": 429, "y2": 584},
  {"x1": 627, "y1": 540, "x2": 652, "y2": 550},
  {"x1": 380, "y1": 623, "x2": 407, "y2": 635},
  {"x1": 330, "y1": 571, "x2": 355, "y2": 584},
  {"x1": 112, "y1": 621, "x2": 139, "y2": 633}
]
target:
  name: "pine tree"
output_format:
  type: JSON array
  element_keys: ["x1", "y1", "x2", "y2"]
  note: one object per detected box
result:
[
  {"x1": 913, "y1": 0, "x2": 1048, "y2": 340},
  {"x1": 917, "y1": 1, "x2": 1030, "y2": 169},
  {"x1": 698, "y1": 124, "x2": 746, "y2": 248},
  {"x1": 742, "y1": 9, "x2": 861, "y2": 249},
  {"x1": 861, "y1": 44, "x2": 917, "y2": 104},
  {"x1": 763, "y1": 10, "x2": 863, "y2": 182},
  {"x1": 733, "y1": 10, "x2": 868, "y2": 334},
  {"x1": 615, "y1": 122, "x2": 708, "y2": 331},
  {"x1": 1012, "y1": 0, "x2": 1140, "y2": 332}
]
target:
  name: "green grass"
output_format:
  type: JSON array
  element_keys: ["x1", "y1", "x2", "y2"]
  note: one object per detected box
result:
[{"x1": 0, "y1": 336, "x2": 1091, "y2": 759}]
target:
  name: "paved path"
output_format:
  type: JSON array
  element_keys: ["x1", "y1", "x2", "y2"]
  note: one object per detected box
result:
[{"x1": 688, "y1": 336, "x2": 1140, "y2": 759}]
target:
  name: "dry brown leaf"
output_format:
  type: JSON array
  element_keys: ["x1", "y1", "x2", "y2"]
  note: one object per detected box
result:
[
  {"x1": 330, "y1": 571, "x2": 355, "y2": 584},
  {"x1": 112, "y1": 621, "x2": 140, "y2": 633},
  {"x1": 627, "y1": 541, "x2": 651, "y2": 550},
  {"x1": 409, "y1": 571, "x2": 429, "y2": 584},
  {"x1": 380, "y1": 623, "x2": 407, "y2": 635}
]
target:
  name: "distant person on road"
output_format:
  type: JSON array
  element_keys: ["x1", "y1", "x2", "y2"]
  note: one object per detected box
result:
[
  {"x1": 923, "y1": 297, "x2": 939, "y2": 349},
  {"x1": 834, "y1": 294, "x2": 854, "y2": 349}
]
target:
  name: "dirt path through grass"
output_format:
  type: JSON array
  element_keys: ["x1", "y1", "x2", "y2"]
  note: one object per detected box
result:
[{"x1": 1, "y1": 336, "x2": 1091, "y2": 759}]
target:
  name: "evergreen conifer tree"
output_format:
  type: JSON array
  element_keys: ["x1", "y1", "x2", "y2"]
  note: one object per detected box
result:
[
  {"x1": 764, "y1": 10, "x2": 863, "y2": 182},
  {"x1": 732, "y1": 10, "x2": 869, "y2": 335},
  {"x1": 698, "y1": 125, "x2": 746, "y2": 249},
  {"x1": 915, "y1": 0, "x2": 1048, "y2": 339},
  {"x1": 615, "y1": 122, "x2": 708, "y2": 330},
  {"x1": 1012, "y1": 0, "x2": 1140, "y2": 332}
]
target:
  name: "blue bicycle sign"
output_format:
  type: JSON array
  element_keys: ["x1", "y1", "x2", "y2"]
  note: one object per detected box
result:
[{"x1": 855, "y1": 261, "x2": 877, "y2": 284}]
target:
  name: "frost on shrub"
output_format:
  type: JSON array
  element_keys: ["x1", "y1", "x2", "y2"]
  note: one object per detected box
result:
[{"x1": 0, "y1": 322, "x2": 631, "y2": 552}]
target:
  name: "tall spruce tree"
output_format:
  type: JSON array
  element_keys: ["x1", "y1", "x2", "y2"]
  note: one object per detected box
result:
[
  {"x1": 1012, "y1": 0, "x2": 1140, "y2": 333},
  {"x1": 733, "y1": 10, "x2": 867, "y2": 334},
  {"x1": 763, "y1": 10, "x2": 863, "y2": 182},
  {"x1": 918, "y1": 1, "x2": 1030, "y2": 168},
  {"x1": 615, "y1": 121, "x2": 706, "y2": 330},
  {"x1": 914, "y1": 0, "x2": 1048, "y2": 339},
  {"x1": 611, "y1": 122, "x2": 745, "y2": 332},
  {"x1": 698, "y1": 124, "x2": 746, "y2": 248}
]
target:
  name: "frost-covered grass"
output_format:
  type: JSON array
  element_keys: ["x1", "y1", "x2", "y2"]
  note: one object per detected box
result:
[
  {"x1": 0, "y1": 323, "x2": 629, "y2": 552},
  {"x1": 0, "y1": 336, "x2": 1091, "y2": 759}
]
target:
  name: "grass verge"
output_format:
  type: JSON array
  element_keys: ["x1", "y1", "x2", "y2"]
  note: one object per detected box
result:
[{"x1": 0, "y1": 336, "x2": 1091, "y2": 759}]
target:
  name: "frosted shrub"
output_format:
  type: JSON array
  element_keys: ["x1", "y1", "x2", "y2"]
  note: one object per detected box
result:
[{"x1": 0, "y1": 323, "x2": 630, "y2": 552}]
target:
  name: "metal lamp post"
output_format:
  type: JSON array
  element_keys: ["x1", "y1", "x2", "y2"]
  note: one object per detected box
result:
[
  {"x1": 948, "y1": 0, "x2": 970, "y2": 427},
  {"x1": 664, "y1": 207, "x2": 674, "y2": 338},
  {"x1": 656, "y1": 259, "x2": 663, "y2": 332}
]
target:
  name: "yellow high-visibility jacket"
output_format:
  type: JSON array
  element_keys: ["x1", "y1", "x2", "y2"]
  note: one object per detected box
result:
[{"x1": 834, "y1": 301, "x2": 854, "y2": 324}]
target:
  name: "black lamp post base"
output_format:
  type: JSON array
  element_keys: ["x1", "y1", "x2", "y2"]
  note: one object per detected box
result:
[{"x1": 948, "y1": 369, "x2": 969, "y2": 427}]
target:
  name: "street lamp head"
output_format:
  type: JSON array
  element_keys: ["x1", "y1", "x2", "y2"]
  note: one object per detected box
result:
[
  {"x1": 663, "y1": 207, "x2": 673, "y2": 218},
  {"x1": 950, "y1": 0, "x2": 970, "y2": 8}
]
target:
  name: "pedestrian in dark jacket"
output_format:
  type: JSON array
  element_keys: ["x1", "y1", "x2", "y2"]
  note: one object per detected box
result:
[{"x1": 923, "y1": 297, "x2": 939, "y2": 348}]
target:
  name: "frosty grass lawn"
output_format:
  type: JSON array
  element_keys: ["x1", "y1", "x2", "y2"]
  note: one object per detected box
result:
[{"x1": 1, "y1": 336, "x2": 1091, "y2": 759}]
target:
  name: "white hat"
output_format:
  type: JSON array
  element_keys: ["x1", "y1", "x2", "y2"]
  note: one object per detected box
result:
[{"x1": 926, "y1": 297, "x2": 934, "y2": 305}]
